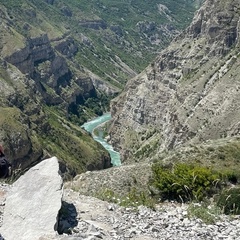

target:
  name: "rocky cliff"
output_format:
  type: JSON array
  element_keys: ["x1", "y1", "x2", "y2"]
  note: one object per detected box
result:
[
  {"x1": 110, "y1": 0, "x2": 240, "y2": 162},
  {"x1": 0, "y1": 32, "x2": 112, "y2": 176}
]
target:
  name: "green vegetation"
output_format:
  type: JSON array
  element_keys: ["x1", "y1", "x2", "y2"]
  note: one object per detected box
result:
[
  {"x1": 150, "y1": 163, "x2": 221, "y2": 202},
  {"x1": 157, "y1": 138, "x2": 240, "y2": 179},
  {"x1": 217, "y1": 188, "x2": 240, "y2": 215},
  {"x1": 0, "y1": 0, "x2": 202, "y2": 87},
  {"x1": 38, "y1": 106, "x2": 110, "y2": 179},
  {"x1": 96, "y1": 187, "x2": 156, "y2": 209},
  {"x1": 68, "y1": 93, "x2": 113, "y2": 125},
  {"x1": 188, "y1": 202, "x2": 221, "y2": 224}
]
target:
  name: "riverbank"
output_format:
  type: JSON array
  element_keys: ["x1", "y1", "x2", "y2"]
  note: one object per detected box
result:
[{"x1": 82, "y1": 113, "x2": 121, "y2": 166}]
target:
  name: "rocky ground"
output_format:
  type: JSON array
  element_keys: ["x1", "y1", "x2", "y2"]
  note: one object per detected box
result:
[
  {"x1": 1, "y1": 182, "x2": 240, "y2": 240},
  {"x1": 60, "y1": 189, "x2": 240, "y2": 240}
]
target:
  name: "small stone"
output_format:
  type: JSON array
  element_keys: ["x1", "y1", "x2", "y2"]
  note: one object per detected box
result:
[{"x1": 108, "y1": 205, "x2": 115, "y2": 211}]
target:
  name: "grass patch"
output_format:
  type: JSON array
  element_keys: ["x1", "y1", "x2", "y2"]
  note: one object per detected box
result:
[
  {"x1": 188, "y1": 202, "x2": 221, "y2": 224},
  {"x1": 96, "y1": 187, "x2": 156, "y2": 209},
  {"x1": 217, "y1": 187, "x2": 240, "y2": 215}
]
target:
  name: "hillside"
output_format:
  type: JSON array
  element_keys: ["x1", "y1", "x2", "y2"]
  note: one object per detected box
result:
[
  {"x1": 110, "y1": 0, "x2": 240, "y2": 163},
  {"x1": 0, "y1": 0, "x2": 202, "y2": 87},
  {"x1": 66, "y1": 0, "x2": 240, "y2": 225}
]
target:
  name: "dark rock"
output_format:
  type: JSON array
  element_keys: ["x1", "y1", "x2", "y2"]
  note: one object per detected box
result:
[
  {"x1": 5, "y1": 34, "x2": 54, "y2": 75},
  {"x1": 61, "y1": 6, "x2": 72, "y2": 17},
  {"x1": 54, "y1": 37, "x2": 78, "y2": 58},
  {"x1": 110, "y1": 25, "x2": 123, "y2": 37}
]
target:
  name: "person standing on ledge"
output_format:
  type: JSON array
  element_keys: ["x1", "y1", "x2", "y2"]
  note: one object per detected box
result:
[{"x1": 0, "y1": 145, "x2": 12, "y2": 178}]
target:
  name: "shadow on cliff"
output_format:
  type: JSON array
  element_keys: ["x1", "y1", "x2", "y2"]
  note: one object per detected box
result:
[{"x1": 57, "y1": 201, "x2": 78, "y2": 235}]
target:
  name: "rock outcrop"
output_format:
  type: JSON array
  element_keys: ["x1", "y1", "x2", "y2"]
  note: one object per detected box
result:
[
  {"x1": 68, "y1": 162, "x2": 152, "y2": 197},
  {"x1": 54, "y1": 37, "x2": 78, "y2": 59},
  {"x1": 5, "y1": 34, "x2": 54, "y2": 75},
  {"x1": 79, "y1": 20, "x2": 107, "y2": 30},
  {"x1": 0, "y1": 157, "x2": 63, "y2": 240},
  {"x1": 4, "y1": 34, "x2": 95, "y2": 106},
  {"x1": 110, "y1": 0, "x2": 240, "y2": 162}
]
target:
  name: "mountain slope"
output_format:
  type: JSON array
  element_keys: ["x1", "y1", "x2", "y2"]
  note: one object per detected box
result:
[
  {"x1": 110, "y1": 0, "x2": 240, "y2": 162},
  {"x1": 0, "y1": 0, "x2": 202, "y2": 87}
]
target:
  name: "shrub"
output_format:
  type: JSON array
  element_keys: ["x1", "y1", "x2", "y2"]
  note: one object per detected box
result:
[
  {"x1": 220, "y1": 170, "x2": 240, "y2": 184},
  {"x1": 217, "y1": 187, "x2": 240, "y2": 214},
  {"x1": 151, "y1": 163, "x2": 221, "y2": 202}
]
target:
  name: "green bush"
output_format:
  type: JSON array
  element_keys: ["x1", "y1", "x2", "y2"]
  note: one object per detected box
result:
[
  {"x1": 217, "y1": 187, "x2": 240, "y2": 214},
  {"x1": 220, "y1": 170, "x2": 240, "y2": 184},
  {"x1": 151, "y1": 163, "x2": 221, "y2": 202}
]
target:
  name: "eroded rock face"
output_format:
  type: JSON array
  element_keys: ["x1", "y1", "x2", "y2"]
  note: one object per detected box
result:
[
  {"x1": 79, "y1": 20, "x2": 107, "y2": 30},
  {"x1": 4, "y1": 34, "x2": 97, "y2": 106},
  {"x1": 5, "y1": 34, "x2": 54, "y2": 75},
  {"x1": 0, "y1": 107, "x2": 43, "y2": 170},
  {"x1": 110, "y1": 0, "x2": 240, "y2": 162},
  {"x1": 54, "y1": 37, "x2": 78, "y2": 58},
  {"x1": 0, "y1": 157, "x2": 63, "y2": 240}
]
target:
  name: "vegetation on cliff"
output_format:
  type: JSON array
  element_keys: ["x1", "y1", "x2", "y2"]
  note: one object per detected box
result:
[
  {"x1": 109, "y1": 0, "x2": 240, "y2": 163},
  {"x1": 0, "y1": 0, "x2": 202, "y2": 87}
]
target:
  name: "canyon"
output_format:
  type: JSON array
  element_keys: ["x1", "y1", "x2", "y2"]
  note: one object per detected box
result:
[{"x1": 0, "y1": 0, "x2": 200, "y2": 175}]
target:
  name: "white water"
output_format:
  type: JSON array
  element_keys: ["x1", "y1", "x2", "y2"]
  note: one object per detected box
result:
[{"x1": 81, "y1": 113, "x2": 121, "y2": 166}]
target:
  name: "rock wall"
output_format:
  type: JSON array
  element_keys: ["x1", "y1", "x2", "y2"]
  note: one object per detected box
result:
[
  {"x1": 110, "y1": 0, "x2": 240, "y2": 162},
  {"x1": 4, "y1": 34, "x2": 96, "y2": 106},
  {"x1": 5, "y1": 34, "x2": 54, "y2": 75}
]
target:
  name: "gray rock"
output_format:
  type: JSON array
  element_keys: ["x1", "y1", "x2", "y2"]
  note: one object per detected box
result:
[
  {"x1": 0, "y1": 157, "x2": 63, "y2": 240},
  {"x1": 109, "y1": 0, "x2": 240, "y2": 163}
]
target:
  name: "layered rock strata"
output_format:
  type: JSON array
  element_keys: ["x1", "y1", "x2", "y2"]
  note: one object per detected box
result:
[{"x1": 110, "y1": 0, "x2": 240, "y2": 162}]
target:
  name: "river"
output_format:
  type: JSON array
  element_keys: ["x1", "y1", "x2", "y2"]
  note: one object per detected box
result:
[{"x1": 81, "y1": 113, "x2": 121, "y2": 166}]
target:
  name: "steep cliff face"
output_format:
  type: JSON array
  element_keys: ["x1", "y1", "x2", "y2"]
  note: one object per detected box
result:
[
  {"x1": 110, "y1": 0, "x2": 240, "y2": 162},
  {"x1": 0, "y1": 59, "x2": 112, "y2": 176},
  {"x1": 4, "y1": 34, "x2": 93, "y2": 106}
]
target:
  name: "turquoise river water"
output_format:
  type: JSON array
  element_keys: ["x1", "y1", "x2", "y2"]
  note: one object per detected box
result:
[{"x1": 81, "y1": 113, "x2": 121, "y2": 166}]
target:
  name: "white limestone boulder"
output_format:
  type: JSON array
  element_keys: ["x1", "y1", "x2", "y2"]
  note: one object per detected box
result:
[{"x1": 0, "y1": 156, "x2": 63, "y2": 240}]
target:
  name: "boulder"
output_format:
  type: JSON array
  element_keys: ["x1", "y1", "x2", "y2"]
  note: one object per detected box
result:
[{"x1": 0, "y1": 157, "x2": 63, "y2": 240}]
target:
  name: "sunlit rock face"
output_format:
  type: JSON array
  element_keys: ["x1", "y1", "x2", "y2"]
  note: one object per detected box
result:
[{"x1": 110, "y1": 0, "x2": 240, "y2": 162}]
